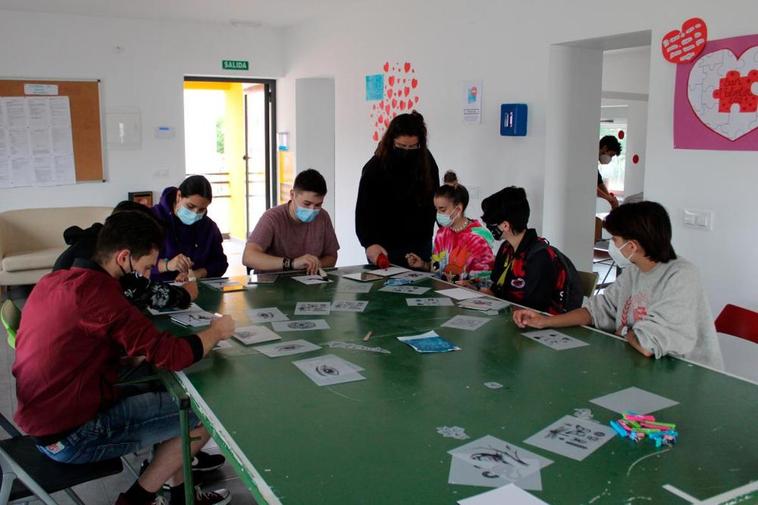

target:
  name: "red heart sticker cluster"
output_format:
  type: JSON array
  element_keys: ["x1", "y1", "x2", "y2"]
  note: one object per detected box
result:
[
  {"x1": 370, "y1": 61, "x2": 420, "y2": 142},
  {"x1": 661, "y1": 17, "x2": 708, "y2": 64}
]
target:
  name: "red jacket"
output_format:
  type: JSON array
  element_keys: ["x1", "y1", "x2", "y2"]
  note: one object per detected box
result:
[{"x1": 13, "y1": 260, "x2": 202, "y2": 439}]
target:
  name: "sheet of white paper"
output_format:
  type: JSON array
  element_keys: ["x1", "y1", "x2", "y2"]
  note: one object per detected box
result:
[
  {"x1": 293, "y1": 354, "x2": 366, "y2": 386},
  {"x1": 448, "y1": 455, "x2": 544, "y2": 491},
  {"x1": 379, "y1": 285, "x2": 431, "y2": 295},
  {"x1": 26, "y1": 98, "x2": 50, "y2": 128},
  {"x1": 49, "y1": 97, "x2": 71, "y2": 127},
  {"x1": 52, "y1": 153, "x2": 75, "y2": 185},
  {"x1": 232, "y1": 325, "x2": 282, "y2": 346},
  {"x1": 370, "y1": 266, "x2": 410, "y2": 277},
  {"x1": 521, "y1": 330, "x2": 589, "y2": 351},
  {"x1": 342, "y1": 271, "x2": 383, "y2": 283},
  {"x1": 458, "y1": 297, "x2": 510, "y2": 312},
  {"x1": 442, "y1": 315, "x2": 491, "y2": 331},
  {"x1": 336, "y1": 281, "x2": 374, "y2": 293},
  {"x1": 392, "y1": 271, "x2": 435, "y2": 282},
  {"x1": 524, "y1": 415, "x2": 615, "y2": 461},
  {"x1": 9, "y1": 128, "x2": 29, "y2": 157},
  {"x1": 271, "y1": 319, "x2": 331, "y2": 332},
  {"x1": 436, "y1": 288, "x2": 485, "y2": 301},
  {"x1": 331, "y1": 300, "x2": 369, "y2": 313},
  {"x1": 213, "y1": 339, "x2": 234, "y2": 350},
  {"x1": 294, "y1": 302, "x2": 332, "y2": 316},
  {"x1": 170, "y1": 310, "x2": 216, "y2": 328},
  {"x1": 255, "y1": 339, "x2": 321, "y2": 358},
  {"x1": 0, "y1": 127, "x2": 7, "y2": 157},
  {"x1": 0, "y1": 157, "x2": 10, "y2": 188},
  {"x1": 147, "y1": 303, "x2": 203, "y2": 316},
  {"x1": 291, "y1": 275, "x2": 332, "y2": 285},
  {"x1": 406, "y1": 297, "x2": 455, "y2": 307},
  {"x1": 449, "y1": 436, "x2": 552, "y2": 483},
  {"x1": 589, "y1": 386, "x2": 679, "y2": 415},
  {"x1": 457, "y1": 484, "x2": 550, "y2": 505},
  {"x1": 32, "y1": 155, "x2": 54, "y2": 185},
  {"x1": 4, "y1": 98, "x2": 27, "y2": 128},
  {"x1": 10, "y1": 157, "x2": 32, "y2": 187},
  {"x1": 247, "y1": 307, "x2": 289, "y2": 323}
]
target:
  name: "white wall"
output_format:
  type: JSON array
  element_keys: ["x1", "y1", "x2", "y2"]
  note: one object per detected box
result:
[
  {"x1": 278, "y1": 0, "x2": 758, "y2": 315},
  {"x1": 295, "y1": 78, "x2": 336, "y2": 221},
  {"x1": 0, "y1": 9, "x2": 284, "y2": 211},
  {"x1": 602, "y1": 46, "x2": 651, "y2": 96}
]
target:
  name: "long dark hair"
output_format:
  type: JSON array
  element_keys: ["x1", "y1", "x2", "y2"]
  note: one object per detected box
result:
[{"x1": 375, "y1": 111, "x2": 434, "y2": 198}]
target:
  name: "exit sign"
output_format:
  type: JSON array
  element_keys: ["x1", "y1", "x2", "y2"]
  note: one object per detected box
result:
[{"x1": 222, "y1": 60, "x2": 249, "y2": 71}]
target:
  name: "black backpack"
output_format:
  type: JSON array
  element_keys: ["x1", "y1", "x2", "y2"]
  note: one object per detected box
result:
[{"x1": 526, "y1": 240, "x2": 584, "y2": 313}]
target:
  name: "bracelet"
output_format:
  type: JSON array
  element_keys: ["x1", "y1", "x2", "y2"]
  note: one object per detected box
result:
[
  {"x1": 283, "y1": 257, "x2": 292, "y2": 271},
  {"x1": 163, "y1": 258, "x2": 170, "y2": 272}
]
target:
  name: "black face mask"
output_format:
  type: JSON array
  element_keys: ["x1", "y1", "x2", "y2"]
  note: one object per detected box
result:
[
  {"x1": 391, "y1": 146, "x2": 421, "y2": 165},
  {"x1": 118, "y1": 255, "x2": 149, "y2": 300},
  {"x1": 487, "y1": 223, "x2": 504, "y2": 241}
]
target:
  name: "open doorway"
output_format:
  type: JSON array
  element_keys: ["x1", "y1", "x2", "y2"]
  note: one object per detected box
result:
[
  {"x1": 543, "y1": 31, "x2": 651, "y2": 284},
  {"x1": 183, "y1": 77, "x2": 284, "y2": 275}
]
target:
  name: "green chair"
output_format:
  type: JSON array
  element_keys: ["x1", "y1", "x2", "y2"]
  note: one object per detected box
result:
[
  {"x1": 0, "y1": 299, "x2": 21, "y2": 349},
  {"x1": 576, "y1": 270, "x2": 599, "y2": 298}
]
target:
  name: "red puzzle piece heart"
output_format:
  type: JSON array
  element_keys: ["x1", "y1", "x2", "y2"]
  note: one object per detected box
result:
[
  {"x1": 404, "y1": 87, "x2": 410, "y2": 97},
  {"x1": 388, "y1": 76, "x2": 395, "y2": 86},
  {"x1": 411, "y1": 78, "x2": 418, "y2": 89},
  {"x1": 661, "y1": 17, "x2": 707, "y2": 64},
  {"x1": 404, "y1": 62, "x2": 411, "y2": 73},
  {"x1": 383, "y1": 62, "x2": 389, "y2": 72},
  {"x1": 373, "y1": 131, "x2": 379, "y2": 141}
]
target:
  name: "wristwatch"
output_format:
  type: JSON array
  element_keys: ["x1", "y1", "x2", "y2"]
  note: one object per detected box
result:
[{"x1": 283, "y1": 257, "x2": 293, "y2": 271}]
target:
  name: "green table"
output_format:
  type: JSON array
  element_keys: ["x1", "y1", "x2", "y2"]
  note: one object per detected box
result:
[{"x1": 157, "y1": 267, "x2": 758, "y2": 505}]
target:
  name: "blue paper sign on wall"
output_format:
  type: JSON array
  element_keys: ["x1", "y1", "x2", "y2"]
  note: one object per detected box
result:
[
  {"x1": 500, "y1": 103, "x2": 528, "y2": 136},
  {"x1": 365, "y1": 74, "x2": 384, "y2": 101}
]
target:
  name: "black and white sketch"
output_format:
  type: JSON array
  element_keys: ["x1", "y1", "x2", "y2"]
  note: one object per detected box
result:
[
  {"x1": 271, "y1": 319, "x2": 331, "y2": 332},
  {"x1": 458, "y1": 297, "x2": 510, "y2": 312},
  {"x1": 521, "y1": 330, "x2": 589, "y2": 351},
  {"x1": 291, "y1": 275, "x2": 332, "y2": 285},
  {"x1": 170, "y1": 309, "x2": 216, "y2": 328},
  {"x1": 232, "y1": 325, "x2": 281, "y2": 346},
  {"x1": 292, "y1": 354, "x2": 366, "y2": 386},
  {"x1": 331, "y1": 300, "x2": 369, "y2": 313},
  {"x1": 392, "y1": 271, "x2": 435, "y2": 282},
  {"x1": 406, "y1": 297, "x2": 455, "y2": 307},
  {"x1": 294, "y1": 302, "x2": 332, "y2": 316},
  {"x1": 523, "y1": 415, "x2": 615, "y2": 461},
  {"x1": 247, "y1": 307, "x2": 289, "y2": 324},
  {"x1": 448, "y1": 435, "x2": 552, "y2": 491},
  {"x1": 254, "y1": 339, "x2": 321, "y2": 358},
  {"x1": 442, "y1": 315, "x2": 491, "y2": 331},
  {"x1": 336, "y1": 281, "x2": 374, "y2": 293},
  {"x1": 378, "y1": 285, "x2": 431, "y2": 295}
]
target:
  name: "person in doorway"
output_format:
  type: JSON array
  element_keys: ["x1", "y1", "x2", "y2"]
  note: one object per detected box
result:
[
  {"x1": 512, "y1": 201, "x2": 724, "y2": 369},
  {"x1": 355, "y1": 111, "x2": 440, "y2": 268},
  {"x1": 151, "y1": 175, "x2": 228, "y2": 282},
  {"x1": 13, "y1": 211, "x2": 235, "y2": 505},
  {"x1": 243, "y1": 169, "x2": 339, "y2": 274},
  {"x1": 406, "y1": 171, "x2": 495, "y2": 287},
  {"x1": 597, "y1": 135, "x2": 621, "y2": 208},
  {"x1": 480, "y1": 186, "x2": 583, "y2": 314}
]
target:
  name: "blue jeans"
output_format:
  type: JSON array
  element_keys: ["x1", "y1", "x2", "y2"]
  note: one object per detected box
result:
[{"x1": 36, "y1": 392, "x2": 201, "y2": 464}]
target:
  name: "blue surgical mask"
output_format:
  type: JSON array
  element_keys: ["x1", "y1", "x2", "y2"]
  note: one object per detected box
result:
[
  {"x1": 437, "y1": 212, "x2": 454, "y2": 228},
  {"x1": 295, "y1": 206, "x2": 320, "y2": 223},
  {"x1": 177, "y1": 205, "x2": 204, "y2": 226}
]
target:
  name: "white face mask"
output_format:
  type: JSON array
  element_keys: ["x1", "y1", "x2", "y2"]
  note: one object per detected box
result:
[
  {"x1": 608, "y1": 240, "x2": 634, "y2": 268},
  {"x1": 599, "y1": 154, "x2": 613, "y2": 165}
]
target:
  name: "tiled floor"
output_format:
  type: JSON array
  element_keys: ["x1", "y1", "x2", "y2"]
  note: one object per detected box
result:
[{"x1": 0, "y1": 240, "x2": 258, "y2": 504}]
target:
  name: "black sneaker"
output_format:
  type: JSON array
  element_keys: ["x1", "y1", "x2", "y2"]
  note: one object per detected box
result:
[
  {"x1": 194, "y1": 487, "x2": 231, "y2": 505},
  {"x1": 192, "y1": 451, "x2": 226, "y2": 473}
]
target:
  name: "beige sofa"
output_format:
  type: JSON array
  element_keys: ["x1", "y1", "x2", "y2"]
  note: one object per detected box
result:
[{"x1": 0, "y1": 207, "x2": 112, "y2": 287}]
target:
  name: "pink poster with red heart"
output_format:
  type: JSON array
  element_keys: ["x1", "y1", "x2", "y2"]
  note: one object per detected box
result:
[{"x1": 674, "y1": 34, "x2": 758, "y2": 150}]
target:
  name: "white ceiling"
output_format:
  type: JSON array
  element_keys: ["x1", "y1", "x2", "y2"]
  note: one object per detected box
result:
[{"x1": 0, "y1": 0, "x2": 363, "y2": 28}]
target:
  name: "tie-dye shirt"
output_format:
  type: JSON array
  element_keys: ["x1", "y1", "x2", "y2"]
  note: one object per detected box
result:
[{"x1": 430, "y1": 219, "x2": 495, "y2": 285}]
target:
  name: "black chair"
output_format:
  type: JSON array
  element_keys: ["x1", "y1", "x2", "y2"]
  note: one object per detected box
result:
[{"x1": 0, "y1": 411, "x2": 123, "y2": 504}]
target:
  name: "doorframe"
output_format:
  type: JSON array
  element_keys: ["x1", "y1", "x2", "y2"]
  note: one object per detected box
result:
[{"x1": 183, "y1": 75, "x2": 277, "y2": 235}]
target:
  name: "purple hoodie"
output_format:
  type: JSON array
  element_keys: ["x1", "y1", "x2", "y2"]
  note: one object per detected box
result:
[{"x1": 151, "y1": 186, "x2": 228, "y2": 281}]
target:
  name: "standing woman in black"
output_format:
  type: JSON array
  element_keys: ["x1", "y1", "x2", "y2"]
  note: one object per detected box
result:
[{"x1": 355, "y1": 111, "x2": 440, "y2": 267}]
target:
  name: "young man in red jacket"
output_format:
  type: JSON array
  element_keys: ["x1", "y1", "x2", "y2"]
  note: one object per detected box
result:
[{"x1": 13, "y1": 211, "x2": 235, "y2": 505}]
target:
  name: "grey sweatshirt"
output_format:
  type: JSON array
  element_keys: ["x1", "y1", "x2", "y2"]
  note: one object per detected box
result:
[{"x1": 584, "y1": 258, "x2": 724, "y2": 370}]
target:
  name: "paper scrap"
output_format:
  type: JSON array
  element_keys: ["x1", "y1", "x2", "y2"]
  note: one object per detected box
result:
[
  {"x1": 294, "y1": 301, "x2": 332, "y2": 316},
  {"x1": 232, "y1": 325, "x2": 282, "y2": 346},
  {"x1": 457, "y1": 484, "x2": 550, "y2": 505},
  {"x1": 324, "y1": 341, "x2": 390, "y2": 354},
  {"x1": 406, "y1": 297, "x2": 455, "y2": 307},
  {"x1": 437, "y1": 426, "x2": 470, "y2": 440},
  {"x1": 379, "y1": 285, "x2": 431, "y2": 295},
  {"x1": 331, "y1": 300, "x2": 369, "y2": 313},
  {"x1": 293, "y1": 354, "x2": 366, "y2": 386},
  {"x1": 247, "y1": 307, "x2": 289, "y2": 324}
]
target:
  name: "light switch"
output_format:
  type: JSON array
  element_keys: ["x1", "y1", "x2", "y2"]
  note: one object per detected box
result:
[{"x1": 683, "y1": 209, "x2": 713, "y2": 230}]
